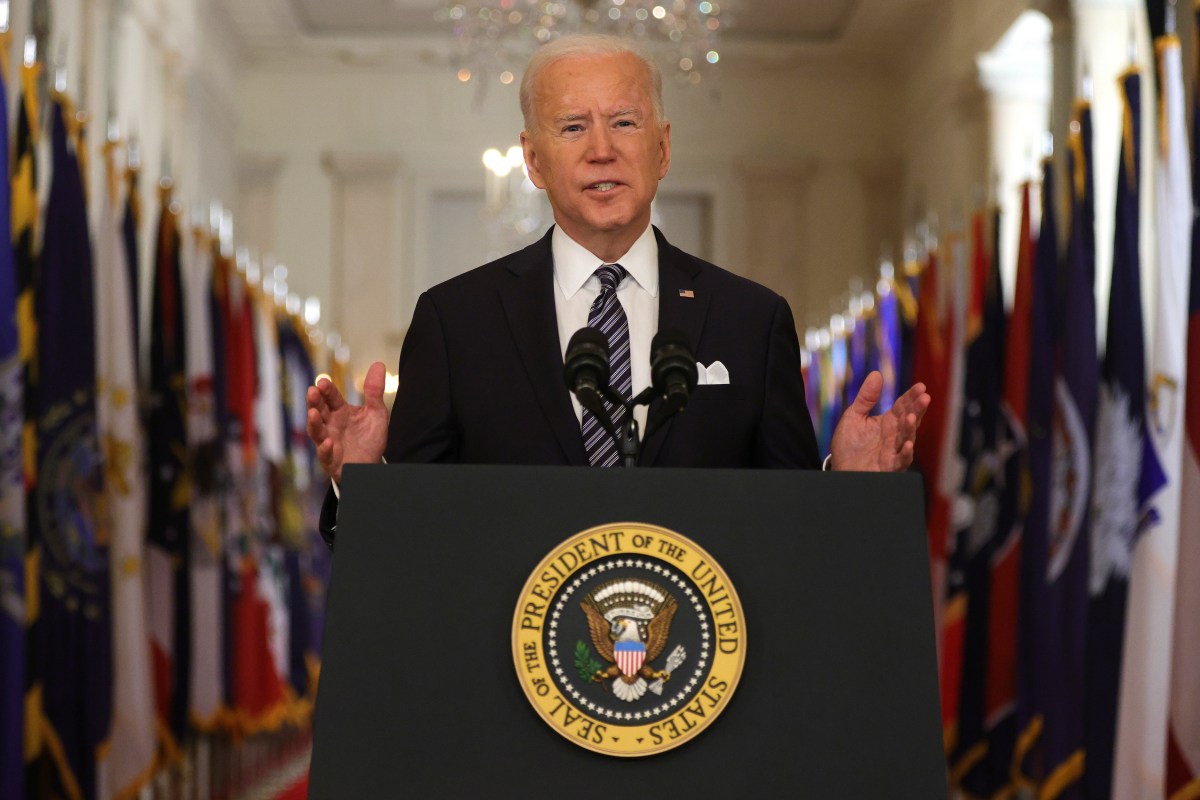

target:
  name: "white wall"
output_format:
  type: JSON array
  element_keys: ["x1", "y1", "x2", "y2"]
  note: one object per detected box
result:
[{"x1": 236, "y1": 48, "x2": 903, "y2": 380}]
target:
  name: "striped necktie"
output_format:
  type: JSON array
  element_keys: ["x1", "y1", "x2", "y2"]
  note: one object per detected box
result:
[{"x1": 582, "y1": 263, "x2": 631, "y2": 467}]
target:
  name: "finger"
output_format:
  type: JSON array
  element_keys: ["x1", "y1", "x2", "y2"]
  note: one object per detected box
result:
[
  {"x1": 316, "y1": 438, "x2": 343, "y2": 482},
  {"x1": 307, "y1": 406, "x2": 327, "y2": 446},
  {"x1": 850, "y1": 371, "x2": 884, "y2": 416},
  {"x1": 319, "y1": 374, "x2": 348, "y2": 412},
  {"x1": 890, "y1": 381, "x2": 927, "y2": 414},
  {"x1": 911, "y1": 392, "x2": 932, "y2": 428},
  {"x1": 362, "y1": 361, "x2": 389, "y2": 411}
]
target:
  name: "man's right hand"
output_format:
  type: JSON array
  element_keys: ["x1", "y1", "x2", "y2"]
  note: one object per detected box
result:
[{"x1": 306, "y1": 361, "x2": 390, "y2": 484}]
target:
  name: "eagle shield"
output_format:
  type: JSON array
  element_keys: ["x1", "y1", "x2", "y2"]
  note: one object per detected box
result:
[
  {"x1": 580, "y1": 578, "x2": 679, "y2": 702},
  {"x1": 614, "y1": 640, "x2": 646, "y2": 678}
]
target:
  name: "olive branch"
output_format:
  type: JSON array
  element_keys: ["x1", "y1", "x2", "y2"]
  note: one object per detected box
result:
[{"x1": 574, "y1": 640, "x2": 604, "y2": 683}]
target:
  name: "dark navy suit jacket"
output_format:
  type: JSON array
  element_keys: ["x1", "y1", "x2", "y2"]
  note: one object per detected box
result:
[{"x1": 321, "y1": 227, "x2": 818, "y2": 545}]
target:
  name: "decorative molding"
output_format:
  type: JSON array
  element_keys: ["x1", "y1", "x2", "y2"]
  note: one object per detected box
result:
[
  {"x1": 737, "y1": 157, "x2": 819, "y2": 182},
  {"x1": 238, "y1": 153, "x2": 287, "y2": 186},
  {"x1": 320, "y1": 151, "x2": 402, "y2": 182}
]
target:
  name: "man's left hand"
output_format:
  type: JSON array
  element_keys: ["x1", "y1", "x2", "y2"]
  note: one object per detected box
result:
[{"x1": 828, "y1": 371, "x2": 930, "y2": 472}]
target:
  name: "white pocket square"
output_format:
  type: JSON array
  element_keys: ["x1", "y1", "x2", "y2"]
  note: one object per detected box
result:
[{"x1": 695, "y1": 361, "x2": 730, "y2": 386}]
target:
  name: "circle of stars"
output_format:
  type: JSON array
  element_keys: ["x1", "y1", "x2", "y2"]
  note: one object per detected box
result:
[{"x1": 546, "y1": 556, "x2": 712, "y2": 723}]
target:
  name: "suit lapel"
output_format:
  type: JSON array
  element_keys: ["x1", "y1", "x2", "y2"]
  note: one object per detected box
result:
[
  {"x1": 640, "y1": 228, "x2": 710, "y2": 466},
  {"x1": 499, "y1": 229, "x2": 590, "y2": 465}
]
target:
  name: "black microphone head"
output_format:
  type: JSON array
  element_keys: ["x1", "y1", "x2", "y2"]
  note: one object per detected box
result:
[
  {"x1": 650, "y1": 328, "x2": 698, "y2": 397},
  {"x1": 564, "y1": 326, "x2": 611, "y2": 399}
]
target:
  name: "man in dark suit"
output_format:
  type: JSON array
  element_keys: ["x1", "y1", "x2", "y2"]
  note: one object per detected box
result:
[{"x1": 307, "y1": 35, "x2": 929, "y2": 532}]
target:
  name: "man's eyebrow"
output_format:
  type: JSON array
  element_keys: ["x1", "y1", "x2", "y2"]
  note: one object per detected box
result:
[
  {"x1": 609, "y1": 107, "x2": 641, "y2": 118},
  {"x1": 554, "y1": 112, "x2": 589, "y2": 124}
]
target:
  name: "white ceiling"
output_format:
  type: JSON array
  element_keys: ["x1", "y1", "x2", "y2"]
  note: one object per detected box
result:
[
  {"x1": 286, "y1": 0, "x2": 860, "y2": 40},
  {"x1": 221, "y1": 0, "x2": 942, "y2": 65}
]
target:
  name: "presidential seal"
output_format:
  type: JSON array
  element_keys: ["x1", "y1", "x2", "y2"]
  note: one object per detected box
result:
[{"x1": 512, "y1": 523, "x2": 746, "y2": 757}]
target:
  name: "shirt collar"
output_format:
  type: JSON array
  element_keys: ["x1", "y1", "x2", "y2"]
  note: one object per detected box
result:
[{"x1": 552, "y1": 223, "x2": 659, "y2": 300}]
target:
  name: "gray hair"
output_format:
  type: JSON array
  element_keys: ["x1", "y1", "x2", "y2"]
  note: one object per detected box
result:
[{"x1": 519, "y1": 34, "x2": 665, "y2": 133}]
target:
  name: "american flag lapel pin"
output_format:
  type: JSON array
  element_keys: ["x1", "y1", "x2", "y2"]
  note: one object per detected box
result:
[{"x1": 678, "y1": 289, "x2": 695, "y2": 298}]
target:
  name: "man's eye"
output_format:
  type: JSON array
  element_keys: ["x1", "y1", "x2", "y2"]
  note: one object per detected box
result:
[{"x1": 564, "y1": 124, "x2": 583, "y2": 133}]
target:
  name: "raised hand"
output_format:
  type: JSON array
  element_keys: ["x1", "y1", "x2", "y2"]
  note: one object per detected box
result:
[
  {"x1": 828, "y1": 371, "x2": 930, "y2": 472},
  {"x1": 306, "y1": 361, "x2": 390, "y2": 483}
]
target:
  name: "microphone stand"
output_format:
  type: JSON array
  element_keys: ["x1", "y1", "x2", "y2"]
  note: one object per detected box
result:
[{"x1": 598, "y1": 386, "x2": 662, "y2": 469}]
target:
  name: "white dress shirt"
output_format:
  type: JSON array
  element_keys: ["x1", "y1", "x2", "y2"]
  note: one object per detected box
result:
[{"x1": 551, "y1": 223, "x2": 659, "y2": 439}]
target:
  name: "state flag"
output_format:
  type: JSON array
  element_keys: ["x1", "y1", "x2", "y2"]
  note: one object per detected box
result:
[{"x1": 1114, "y1": 34, "x2": 1190, "y2": 799}]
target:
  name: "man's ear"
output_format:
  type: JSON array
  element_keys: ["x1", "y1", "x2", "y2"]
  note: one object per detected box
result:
[
  {"x1": 657, "y1": 120, "x2": 672, "y2": 181},
  {"x1": 521, "y1": 131, "x2": 547, "y2": 190}
]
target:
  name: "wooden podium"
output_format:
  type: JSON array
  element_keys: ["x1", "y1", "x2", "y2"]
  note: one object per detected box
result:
[{"x1": 310, "y1": 464, "x2": 947, "y2": 797}]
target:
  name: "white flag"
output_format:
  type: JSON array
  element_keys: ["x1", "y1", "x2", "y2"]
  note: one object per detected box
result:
[
  {"x1": 94, "y1": 146, "x2": 157, "y2": 800},
  {"x1": 1113, "y1": 34, "x2": 1190, "y2": 800}
]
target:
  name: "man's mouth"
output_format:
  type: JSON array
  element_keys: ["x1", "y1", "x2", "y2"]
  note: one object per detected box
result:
[{"x1": 588, "y1": 182, "x2": 619, "y2": 192}]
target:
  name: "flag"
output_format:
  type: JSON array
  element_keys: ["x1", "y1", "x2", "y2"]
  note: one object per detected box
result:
[
  {"x1": 9, "y1": 55, "x2": 41, "y2": 800},
  {"x1": 934, "y1": 233, "x2": 967, "y2": 761},
  {"x1": 911, "y1": 246, "x2": 954, "y2": 669},
  {"x1": 1114, "y1": 33, "x2": 1190, "y2": 799},
  {"x1": 0, "y1": 30, "x2": 26, "y2": 798},
  {"x1": 828, "y1": 320, "x2": 847, "y2": 428},
  {"x1": 845, "y1": 301, "x2": 868, "y2": 409},
  {"x1": 817, "y1": 336, "x2": 837, "y2": 456},
  {"x1": 210, "y1": 253, "x2": 257, "y2": 723},
  {"x1": 875, "y1": 269, "x2": 901, "y2": 411},
  {"x1": 27, "y1": 93, "x2": 111, "y2": 800},
  {"x1": 1013, "y1": 156, "x2": 1061, "y2": 789},
  {"x1": 183, "y1": 230, "x2": 226, "y2": 732},
  {"x1": 146, "y1": 183, "x2": 190, "y2": 758},
  {"x1": 277, "y1": 314, "x2": 316, "y2": 697},
  {"x1": 121, "y1": 164, "x2": 141, "y2": 380},
  {"x1": 94, "y1": 141, "x2": 157, "y2": 800},
  {"x1": 253, "y1": 294, "x2": 291, "y2": 711},
  {"x1": 1166, "y1": 9, "x2": 1200, "y2": 791},
  {"x1": 231, "y1": 286, "x2": 288, "y2": 732},
  {"x1": 1088, "y1": 68, "x2": 1148, "y2": 800},
  {"x1": 984, "y1": 187, "x2": 1034, "y2": 793},
  {"x1": 1038, "y1": 97, "x2": 1098, "y2": 799},
  {"x1": 948, "y1": 209, "x2": 1008, "y2": 795},
  {"x1": 802, "y1": 329, "x2": 821, "y2": 445}
]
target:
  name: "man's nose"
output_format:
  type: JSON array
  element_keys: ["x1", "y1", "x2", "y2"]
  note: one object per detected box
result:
[{"x1": 586, "y1": 126, "x2": 616, "y2": 161}]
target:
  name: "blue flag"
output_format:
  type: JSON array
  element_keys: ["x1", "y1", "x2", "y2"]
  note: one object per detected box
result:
[
  {"x1": 1037, "y1": 99, "x2": 1098, "y2": 799},
  {"x1": 0, "y1": 36, "x2": 25, "y2": 799},
  {"x1": 1087, "y1": 69, "x2": 1149, "y2": 800},
  {"x1": 1013, "y1": 156, "x2": 1060, "y2": 789},
  {"x1": 951, "y1": 210, "x2": 1009, "y2": 796},
  {"x1": 28, "y1": 96, "x2": 111, "y2": 800},
  {"x1": 875, "y1": 274, "x2": 901, "y2": 410}
]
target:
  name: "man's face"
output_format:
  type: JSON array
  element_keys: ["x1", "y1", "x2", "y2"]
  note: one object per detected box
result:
[{"x1": 521, "y1": 52, "x2": 671, "y2": 254}]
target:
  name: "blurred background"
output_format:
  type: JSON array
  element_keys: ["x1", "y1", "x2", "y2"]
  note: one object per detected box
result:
[{"x1": 2, "y1": 0, "x2": 1198, "y2": 798}]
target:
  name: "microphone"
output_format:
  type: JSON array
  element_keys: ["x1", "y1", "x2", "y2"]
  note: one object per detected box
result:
[
  {"x1": 650, "y1": 328, "x2": 698, "y2": 412},
  {"x1": 564, "y1": 327, "x2": 611, "y2": 414}
]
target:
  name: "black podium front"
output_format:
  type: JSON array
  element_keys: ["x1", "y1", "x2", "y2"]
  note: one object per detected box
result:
[{"x1": 310, "y1": 464, "x2": 947, "y2": 797}]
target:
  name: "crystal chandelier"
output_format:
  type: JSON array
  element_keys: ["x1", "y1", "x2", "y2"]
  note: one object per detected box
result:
[{"x1": 439, "y1": 0, "x2": 725, "y2": 87}]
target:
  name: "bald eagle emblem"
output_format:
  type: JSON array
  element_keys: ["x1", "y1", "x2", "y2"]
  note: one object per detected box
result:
[{"x1": 578, "y1": 578, "x2": 686, "y2": 703}]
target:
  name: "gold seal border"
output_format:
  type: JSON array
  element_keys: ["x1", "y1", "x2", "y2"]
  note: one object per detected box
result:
[{"x1": 512, "y1": 522, "x2": 747, "y2": 758}]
